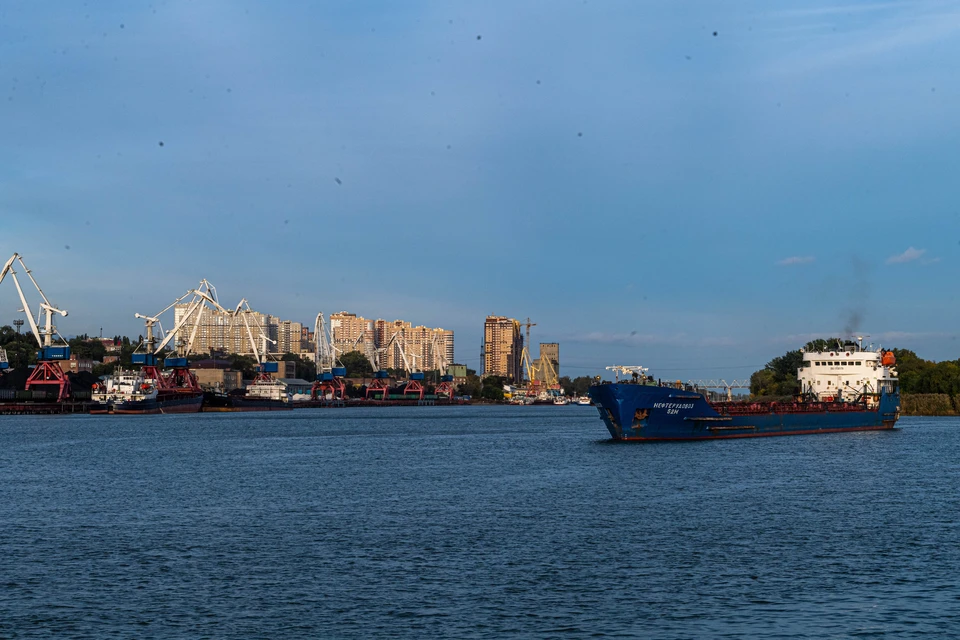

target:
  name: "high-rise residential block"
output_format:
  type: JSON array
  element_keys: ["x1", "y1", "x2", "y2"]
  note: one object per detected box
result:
[{"x1": 482, "y1": 316, "x2": 522, "y2": 380}]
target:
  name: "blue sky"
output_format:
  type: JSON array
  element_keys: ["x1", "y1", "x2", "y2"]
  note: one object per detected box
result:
[{"x1": 2, "y1": 0, "x2": 959, "y2": 380}]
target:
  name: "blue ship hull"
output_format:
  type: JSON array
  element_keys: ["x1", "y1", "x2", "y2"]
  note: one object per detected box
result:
[{"x1": 587, "y1": 383, "x2": 900, "y2": 441}]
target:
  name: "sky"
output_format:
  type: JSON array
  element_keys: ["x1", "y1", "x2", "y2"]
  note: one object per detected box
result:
[{"x1": 2, "y1": 0, "x2": 960, "y2": 382}]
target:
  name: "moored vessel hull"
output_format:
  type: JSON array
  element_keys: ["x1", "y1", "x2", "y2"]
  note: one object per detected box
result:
[
  {"x1": 157, "y1": 392, "x2": 204, "y2": 414},
  {"x1": 90, "y1": 392, "x2": 203, "y2": 415},
  {"x1": 588, "y1": 383, "x2": 900, "y2": 441}
]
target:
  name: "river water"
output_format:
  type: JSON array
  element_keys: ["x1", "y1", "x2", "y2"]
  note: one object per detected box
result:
[{"x1": 1, "y1": 407, "x2": 958, "y2": 638}]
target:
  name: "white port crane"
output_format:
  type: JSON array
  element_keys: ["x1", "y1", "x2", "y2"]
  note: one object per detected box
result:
[
  {"x1": 0, "y1": 253, "x2": 71, "y2": 399},
  {"x1": 314, "y1": 313, "x2": 338, "y2": 376},
  {"x1": 430, "y1": 334, "x2": 455, "y2": 400},
  {"x1": 312, "y1": 313, "x2": 347, "y2": 401},
  {"x1": 230, "y1": 298, "x2": 279, "y2": 381},
  {"x1": 0, "y1": 253, "x2": 68, "y2": 351}
]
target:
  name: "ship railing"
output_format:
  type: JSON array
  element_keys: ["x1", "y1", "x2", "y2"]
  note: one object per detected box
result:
[{"x1": 711, "y1": 399, "x2": 869, "y2": 415}]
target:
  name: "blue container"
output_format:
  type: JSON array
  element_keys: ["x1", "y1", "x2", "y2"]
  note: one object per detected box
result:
[
  {"x1": 164, "y1": 357, "x2": 188, "y2": 368},
  {"x1": 0, "y1": 362, "x2": 8, "y2": 370},
  {"x1": 332, "y1": 367, "x2": 347, "y2": 377},
  {"x1": 131, "y1": 354, "x2": 158, "y2": 365},
  {"x1": 261, "y1": 362, "x2": 279, "y2": 373},
  {"x1": 410, "y1": 372, "x2": 425, "y2": 381},
  {"x1": 317, "y1": 372, "x2": 334, "y2": 381},
  {"x1": 441, "y1": 375, "x2": 454, "y2": 382},
  {"x1": 38, "y1": 346, "x2": 71, "y2": 360},
  {"x1": 374, "y1": 370, "x2": 390, "y2": 379}
]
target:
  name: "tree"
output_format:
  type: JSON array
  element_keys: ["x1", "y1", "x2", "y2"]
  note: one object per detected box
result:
[
  {"x1": 749, "y1": 369, "x2": 778, "y2": 397},
  {"x1": 480, "y1": 375, "x2": 506, "y2": 402},
  {"x1": 339, "y1": 350, "x2": 373, "y2": 378},
  {"x1": 68, "y1": 337, "x2": 106, "y2": 361},
  {"x1": 230, "y1": 354, "x2": 259, "y2": 379},
  {"x1": 457, "y1": 373, "x2": 482, "y2": 398},
  {"x1": 281, "y1": 352, "x2": 317, "y2": 381}
]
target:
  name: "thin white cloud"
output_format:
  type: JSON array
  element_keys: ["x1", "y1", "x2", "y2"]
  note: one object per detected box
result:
[
  {"x1": 922, "y1": 257, "x2": 942, "y2": 265},
  {"x1": 886, "y1": 247, "x2": 926, "y2": 264},
  {"x1": 777, "y1": 256, "x2": 815, "y2": 266},
  {"x1": 577, "y1": 331, "x2": 735, "y2": 348},
  {"x1": 772, "y1": 2, "x2": 914, "y2": 19},
  {"x1": 764, "y1": 3, "x2": 960, "y2": 76}
]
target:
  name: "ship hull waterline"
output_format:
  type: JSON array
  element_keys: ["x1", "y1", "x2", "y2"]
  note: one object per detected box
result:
[{"x1": 588, "y1": 383, "x2": 899, "y2": 442}]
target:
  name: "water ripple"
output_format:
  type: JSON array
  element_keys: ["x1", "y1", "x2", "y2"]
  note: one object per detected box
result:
[{"x1": 0, "y1": 410, "x2": 957, "y2": 637}]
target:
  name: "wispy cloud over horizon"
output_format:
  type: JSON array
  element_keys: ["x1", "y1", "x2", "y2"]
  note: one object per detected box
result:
[
  {"x1": 575, "y1": 331, "x2": 735, "y2": 349},
  {"x1": 777, "y1": 256, "x2": 815, "y2": 266},
  {"x1": 762, "y1": 2, "x2": 960, "y2": 76},
  {"x1": 886, "y1": 247, "x2": 926, "y2": 264}
]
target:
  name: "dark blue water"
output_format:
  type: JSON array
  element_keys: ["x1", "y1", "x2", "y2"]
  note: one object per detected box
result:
[{"x1": 1, "y1": 407, "x2": 959, "y2": 638}]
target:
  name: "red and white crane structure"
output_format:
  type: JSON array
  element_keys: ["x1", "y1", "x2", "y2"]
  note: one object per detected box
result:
[{"x1": 0, "y1": 253, "x2": 72, "y2": 400}]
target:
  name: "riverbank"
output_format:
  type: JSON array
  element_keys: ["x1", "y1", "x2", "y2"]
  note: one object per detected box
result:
[{"x1": 901, "y1": 393, "x2": 960, "y2": 416}]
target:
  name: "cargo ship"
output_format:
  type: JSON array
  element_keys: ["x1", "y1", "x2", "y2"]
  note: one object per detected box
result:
[
  {"x1": 588, "y1": 343, "x2": 900, "y2": 441},
  {"x1": 90, "y1": 368, "x2": 204, "y2": 414}
]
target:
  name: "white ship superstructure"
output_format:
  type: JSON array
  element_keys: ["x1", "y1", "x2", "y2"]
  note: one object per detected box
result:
[
  {"x1": 92, "y1": 369, "x2": 158, "y2": 404},
  {"x1": 798, "y1": 342, "x2": 898, "y2": 404}
]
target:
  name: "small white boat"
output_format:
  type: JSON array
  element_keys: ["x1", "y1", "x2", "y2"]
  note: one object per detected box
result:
[
  {"x1": 577, "y1": 396, "x2": 592, "y2": 406},
  {"x1": 553, "y1": 396, "x2": 569, "y2": 406}
]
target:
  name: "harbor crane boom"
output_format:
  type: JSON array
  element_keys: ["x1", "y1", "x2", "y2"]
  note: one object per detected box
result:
[
  {"x1": 0, "y1": 253, "x2": 68, "y2": 349},
  {"x1": 0, "y1": 253, "x2": 71, "y2": 400},
  {"x1": 311, "y1": 313, "x2": 348, "y2": 402}
]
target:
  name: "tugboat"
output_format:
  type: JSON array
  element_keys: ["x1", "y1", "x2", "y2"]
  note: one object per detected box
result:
[{"x1": 589, "y1": 340, "x2": 900, "y2": 441}]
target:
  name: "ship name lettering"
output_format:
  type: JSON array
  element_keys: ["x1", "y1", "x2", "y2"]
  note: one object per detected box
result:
[{"x1": 652, "y1": 402, "x2": 695, "y2": 410}]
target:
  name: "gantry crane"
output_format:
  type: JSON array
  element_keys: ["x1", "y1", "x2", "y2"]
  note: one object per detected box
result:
[{"x1": 0, "y1": 253, "x2": 72, "y2": 400}]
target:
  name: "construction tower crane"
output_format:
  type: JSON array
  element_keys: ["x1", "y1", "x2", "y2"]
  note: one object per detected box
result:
[
  {"x1": 311, "y1": 313, "x2": 347, "y2": 401},
  {"x1": 0, "y1": 253, "x2": 72, "y2": 400}
]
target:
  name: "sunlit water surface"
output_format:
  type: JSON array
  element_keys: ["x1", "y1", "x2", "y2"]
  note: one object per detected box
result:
[{"x1": 1, "y1": 407, "x2": 958, "y2": 638}]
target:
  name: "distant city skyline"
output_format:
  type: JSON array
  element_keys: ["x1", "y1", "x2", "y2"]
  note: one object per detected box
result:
[{"x1": 3, "y1": 1, "x2": 960, "y2": 381}]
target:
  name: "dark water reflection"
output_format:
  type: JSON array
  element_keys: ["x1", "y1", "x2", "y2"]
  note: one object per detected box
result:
[{"x1": 1, "y1": 408, "x2": 958, "y2": 637}]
